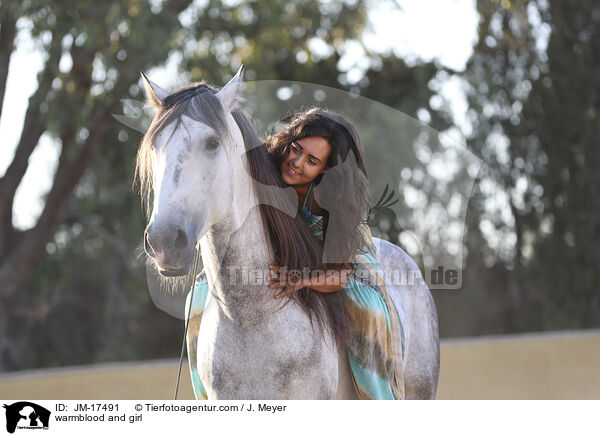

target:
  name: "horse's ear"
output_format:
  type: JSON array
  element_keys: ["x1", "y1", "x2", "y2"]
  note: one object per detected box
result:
[
  {"x1": 216, "y1": 64, "x2": 245, "y2": 112},
  {"x1": 140, "y1": 70, "x2": 170, "y2": 109}
]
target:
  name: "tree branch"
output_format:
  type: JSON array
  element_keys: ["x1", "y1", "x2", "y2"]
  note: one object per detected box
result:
[
  {"x1": 0, "y1": 10, "x2": 17, "y2": 121},
  {"x1": 0, "y1": 103, "x2": 45, "y2": 258},
  {"x1": 0, "y1": 27, "x2": 66, "y2": 257},
  {"x1": 164, "y1": 0, "x2": 194, "y2": 14},
  {"x1": 0, "y1": 108, "x2": 112, "y2": 301}
]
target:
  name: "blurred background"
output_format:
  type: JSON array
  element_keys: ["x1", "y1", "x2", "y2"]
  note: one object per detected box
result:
[{"x1": 0, "y1": 0, "x2": 598, "y2": 399}]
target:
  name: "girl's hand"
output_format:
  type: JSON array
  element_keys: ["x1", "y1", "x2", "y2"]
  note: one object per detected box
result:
[{"x1": 268, "y1": 264, "x2": 306, "y2": 299}]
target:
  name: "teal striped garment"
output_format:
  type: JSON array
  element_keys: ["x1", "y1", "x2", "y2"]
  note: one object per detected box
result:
[{"x1": 185, "y1": 188, "x2": 406, "y2": 400}]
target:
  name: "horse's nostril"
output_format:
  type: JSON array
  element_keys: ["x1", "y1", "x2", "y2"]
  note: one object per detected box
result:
[
  {"x1": 144, "y1": 231, "x2": 155, "y2": 257},
  {"x1": 174, "y1": 228, "x2": 188, "y2": 250}
]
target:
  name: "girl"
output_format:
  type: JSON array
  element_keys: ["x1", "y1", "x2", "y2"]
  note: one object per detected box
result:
[{"x1": 264, "y1": 108, "x2": 404, "y2": 400}]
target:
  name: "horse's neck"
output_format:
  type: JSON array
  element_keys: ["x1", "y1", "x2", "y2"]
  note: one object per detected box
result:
[{"x1": 199, "y1": 166, "x2": 280, "y2": 326}]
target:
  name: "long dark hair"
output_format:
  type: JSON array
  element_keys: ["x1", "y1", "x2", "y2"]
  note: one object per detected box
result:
[
  {"x1": 265, "y1": 107, "x2": 372, "y2": 267},
  {"x1": 236, "y1": 108, "x2": 351, "y2": 345}
]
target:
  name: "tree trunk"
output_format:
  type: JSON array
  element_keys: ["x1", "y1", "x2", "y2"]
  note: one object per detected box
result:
[
  {"x1": 0, "y1": 11, "x2": 17, "y2": 121},
  {"x1": 0, "y1": 26, "x2": 65, "y2": 257},
  {"x1": 0, "y1": 109, "x2": 111, "y2": 370}
]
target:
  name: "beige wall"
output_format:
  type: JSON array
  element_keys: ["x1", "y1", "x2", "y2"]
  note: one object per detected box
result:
[{"x1": 1, "y1": 330, "x2": 599, "y2": 400}]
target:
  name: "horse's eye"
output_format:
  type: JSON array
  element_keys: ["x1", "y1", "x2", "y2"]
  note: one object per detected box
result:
[{"x1": 206, "y1": 137, "x2": 220, "y2": 151}]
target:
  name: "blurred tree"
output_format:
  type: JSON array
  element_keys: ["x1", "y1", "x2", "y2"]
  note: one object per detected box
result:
[
  {"x1": 435, "y1": 0, "x2": 541, "y2": 336},
  {"x1": 0, "y1": 0, "x2": 446, "y2": 370},
  {"x1": 455, "y1": 0, "x2": 600, "y2": 333},
  {"x1": 0, "y1": 0, "x2": 193, "y2": 370},
  {"x1": 519, "y1": 0, "x2": 600, "y2": 328}
]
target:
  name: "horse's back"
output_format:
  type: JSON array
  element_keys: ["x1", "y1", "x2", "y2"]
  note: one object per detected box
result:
[{"x1": 373, "y1": 237, "x2": 440, "y2": 399}]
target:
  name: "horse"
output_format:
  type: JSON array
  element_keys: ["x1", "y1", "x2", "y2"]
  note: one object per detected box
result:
[{"x1": 137, "y1": 66, "x2": 440, "y2": 399}]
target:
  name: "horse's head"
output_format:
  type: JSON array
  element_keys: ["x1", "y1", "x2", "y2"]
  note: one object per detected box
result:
[{"x1": 137, "y1": 67, "x2": 246, "y2": 277}]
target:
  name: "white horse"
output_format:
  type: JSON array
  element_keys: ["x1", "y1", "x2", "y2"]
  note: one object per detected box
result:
[{"x1": 138, "y1": 66, "x2": 439, "y2": 399}]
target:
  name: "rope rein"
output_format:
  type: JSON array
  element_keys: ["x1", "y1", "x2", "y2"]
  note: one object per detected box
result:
[{"x1": 174, "y1": 246, "x2": 202, "y2": 400}]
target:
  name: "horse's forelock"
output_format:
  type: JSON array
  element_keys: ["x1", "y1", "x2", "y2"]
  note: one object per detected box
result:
[{"x1": 135, "y1": 82, "x2": 234, "y2": 217}]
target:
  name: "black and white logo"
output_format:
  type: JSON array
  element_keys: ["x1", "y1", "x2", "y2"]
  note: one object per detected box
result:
[{"x1": 3, "y1": 402, "x2": 50, "y2": 433}]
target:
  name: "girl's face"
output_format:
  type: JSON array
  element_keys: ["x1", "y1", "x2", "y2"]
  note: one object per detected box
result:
[{"x1": 280, "y1": 136, "x2": 331, "y2": 188}]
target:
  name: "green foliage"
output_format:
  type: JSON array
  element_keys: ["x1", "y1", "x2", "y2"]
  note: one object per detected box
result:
[
  {"x1": 2, "y1": 0, "x2": 195, "y2": 370},
  {"x1": 9, "y1": 0, "x2": 598, "y2": 372},
  {"x1": 4, "y1": 0, "x2": 448, "y2": 370},
  {"x1": 520, "y1": 1, "x2": 600, "y2": 328},
  {"x1": 446, "y1": 0, "x2": 600, "y2": 335}
]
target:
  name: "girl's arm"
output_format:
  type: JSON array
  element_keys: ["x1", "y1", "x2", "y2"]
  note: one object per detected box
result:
[
  {"x1": 304, "y1": 265, "x2": 352, "y2": 293},
  {"x1": 268, "y1": 263, "x2": 352, "y2": 299}
]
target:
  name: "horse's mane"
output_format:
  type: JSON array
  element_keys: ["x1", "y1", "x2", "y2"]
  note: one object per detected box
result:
[{"x1": 135, "y1": 82, "x2": 349, "y2": 344}]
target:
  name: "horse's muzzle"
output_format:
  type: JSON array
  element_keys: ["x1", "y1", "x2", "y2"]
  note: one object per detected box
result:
[{"x1": 144, "y1": 225, "x2": 194, "y2": 275}]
